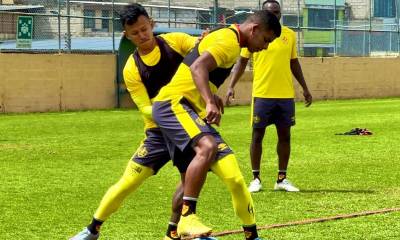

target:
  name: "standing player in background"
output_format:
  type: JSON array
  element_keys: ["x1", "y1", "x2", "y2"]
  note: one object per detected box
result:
[
  {"x1": 225, "y1": 0, "x2": 312, "y2": 193},
  {"x1": 153, "y1": 11, "x2": 281, "y2": 240},
  {"x1": 70, "y1": 3, "x2": 199, "y2": 240}
]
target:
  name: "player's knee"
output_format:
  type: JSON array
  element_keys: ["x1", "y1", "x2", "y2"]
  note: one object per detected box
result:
[
  {"x1": 197, "y1": 135, "x2": 218, "y2": 156},
  {"x1": 224, "y1": 175, "x2": 247, "y2": 192},
  {"x1": 113, "y1": 179, "x2": 134, "y2": 195}
]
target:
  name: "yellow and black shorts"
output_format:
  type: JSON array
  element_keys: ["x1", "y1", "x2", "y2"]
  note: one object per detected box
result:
[
  {"x1": 132, "y1": 128, "x2": 172, "y2": 174},
  {"x1": 153, "y1": 97, "x2": 233, "y2": 172}
]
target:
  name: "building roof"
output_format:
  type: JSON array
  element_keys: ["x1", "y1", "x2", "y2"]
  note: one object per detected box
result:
[{"x1": 0, "y1": 5, "x2": 44, "y2": 11}]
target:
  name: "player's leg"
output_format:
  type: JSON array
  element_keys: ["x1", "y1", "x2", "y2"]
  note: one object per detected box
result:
[
  {"x1": 70, "y1": 129, "x2": 176, "y2": 240},
  {"x1": 177, "y1": 135, "x2": 217, "y2": 238},
  {"x1": 70, "y1": 160, "x2": 154, "y2": 240},
  {"x1": 211, "y1": 153, "x2": 260, "y2": 240},
  {"x1": 249, "y1": 97, "x2": 274, "y2": 193},
  {"x1": 249, "y1": 127, "x2": 266, "y2": 192},
  {"x1": 276, "y1": 125, "x2": 291, "y2": 179},
  {"x1": 274, "y1": 99, "x2": 299, "y2": 192},
  {"x1": 153, "y1": 99, "x2": 216, "y2": 237},
  {"x1": 164, "y1": 182, "x2": 184, "y2": 240}
]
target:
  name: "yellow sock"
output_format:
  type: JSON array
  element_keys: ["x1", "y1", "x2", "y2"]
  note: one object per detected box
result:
[
  {"x1": 211, "y1": 154, "x2": 256, "y2": 225},
  {"x1": 93, "y1": 160, "x2": 153, "y2": 221}
]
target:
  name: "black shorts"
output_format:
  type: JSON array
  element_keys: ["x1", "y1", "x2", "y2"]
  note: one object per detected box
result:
[
  {"x1": 252, "y1": 97, "x2": 295, "y2": 128},
  {"x1": 153, "y1": 98, "x2": 233, "y2": 172}
]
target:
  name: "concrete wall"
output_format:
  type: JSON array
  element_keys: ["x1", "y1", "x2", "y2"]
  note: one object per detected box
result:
[
  {"x1": 0, "y1": 53, "x2": 116, "y2": 113},
  {"x1": 0, "y1": 54, "x2": 399, "y2": 113},
  {"x1": 217, "y1": 57, "x2": 400, "y2": 105}
]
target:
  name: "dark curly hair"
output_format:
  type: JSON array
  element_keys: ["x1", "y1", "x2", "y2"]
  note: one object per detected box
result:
[{"x1": 119, "y1": 3, "x2": 150, "y2": 27}]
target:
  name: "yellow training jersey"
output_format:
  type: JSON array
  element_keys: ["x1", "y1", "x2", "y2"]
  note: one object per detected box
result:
[
  {"x1": 123, "y1": 32, "x2": 197, "y2": 130},
  {"x1": 241, "y1": 26, "x2": 297, "y2": 98},
  {"x1": 154, "y1": 25, "x2": 241, "y2": 119}
]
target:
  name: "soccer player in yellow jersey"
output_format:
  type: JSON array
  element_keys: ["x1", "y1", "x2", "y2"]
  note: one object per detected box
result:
[
  {"x1": 70, "y1": 4, "x2": 199, "y2": 240},
  {"x1": 153, "y1": 11, "x2": 281, "y2": 240},
  {"x1": 226, "y1": 0, "x2": 312, "y2": 193}
]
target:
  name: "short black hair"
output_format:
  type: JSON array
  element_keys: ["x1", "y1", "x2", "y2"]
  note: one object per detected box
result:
[
  {"x1": 247, "y1": 10, "x2": 281, "y2": 38},
  {"x1": 262, "y1": 0, "x2": 280, "y2": 8},
  {"x1": 119, "y1": 3, "x2": 149, "y2": 27}
]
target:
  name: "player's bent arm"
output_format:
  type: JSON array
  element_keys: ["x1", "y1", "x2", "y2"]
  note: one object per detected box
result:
[
  {"x1": 190, "y1": 51, "x2": 218, "y2": 104},
  {"x1": 123, "y1": 60, "x2": 153, "y2": 118},
  {"x1": 127, "y1": 82, "x2": 153, "y2": 118},
  {"x1": 224, "y1": 56, "x2": 249, "y2": 106},
  {"x1": 190, "y1": 51, "x2": 221, "y2": 124}
]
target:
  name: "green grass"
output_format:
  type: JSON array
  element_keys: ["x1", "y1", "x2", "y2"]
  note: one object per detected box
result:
[{"x1": 1, "y1": 98, "x2": 400, "y2": 240}]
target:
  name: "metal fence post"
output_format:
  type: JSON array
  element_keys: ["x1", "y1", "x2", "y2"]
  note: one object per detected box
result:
[
  {"x1": 66, "y1": 0, "x2": 71, "y2": 52},
  {"x1": 369, "y1": 0, "x2": 372, "y2": 56},
  {"x1": 168, "y1": 0, "x2": 171, "y2": 28},
  {"x1": 297, "y1": 0, "x2": 301, "y2": 57},
  {"x1": 112, "y1": 0, "x2": 115, "y2": 53},
  {"x1": 397, "y1": 0, "x2": 400, "y2": 55},
  {"x1": 334, "y1": 0, "x2": 337, "y2": 56},
  {"x1": 213, "y1": 0, "x2": 218, "y2": 27},
  {"x1": 58, "y1": 0, "x2": 61, "y2": 53}
]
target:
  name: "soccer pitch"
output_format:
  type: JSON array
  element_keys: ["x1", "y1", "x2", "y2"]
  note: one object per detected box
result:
[{"x1": 1, "y1": 98, "x2": 400, "y2": 240}]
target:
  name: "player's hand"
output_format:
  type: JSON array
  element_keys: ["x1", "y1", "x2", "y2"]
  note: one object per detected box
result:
[
  {"x1": 224, "y1": 87, "x2": 235, "y2": 106},
  {"x1": 206, "y1": 101, "x2": 221, "y2": 126},
  {"x1": 303, "y1": 89, "x2": 312, "y2": 107}
]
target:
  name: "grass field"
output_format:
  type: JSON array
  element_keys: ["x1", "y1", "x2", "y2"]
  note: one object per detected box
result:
[{"x1": 1, "y1": 98, "x2": 400, "y2": 240}]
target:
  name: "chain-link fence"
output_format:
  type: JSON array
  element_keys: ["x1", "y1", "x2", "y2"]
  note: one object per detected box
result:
[{"x1": 0, "y1": 0, "x2": 399, "y2": 56}]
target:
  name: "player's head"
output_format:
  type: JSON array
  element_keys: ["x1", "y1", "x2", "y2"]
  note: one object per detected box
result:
[
  {"x1": 243, "y1": 10, "x2": 281, "y2": 53},
  {"x1": 119, "y1": 3, "x2": 155, "y2": 49},
  {"x1": 262, "y1": 0, "x2": 281, "y2": 20}
]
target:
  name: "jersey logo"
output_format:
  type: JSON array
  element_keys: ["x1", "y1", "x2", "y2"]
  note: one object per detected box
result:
[
  {"x1": 244, "y1": 231, "x2": 253, "y2": 238},
  {"x1": 136, "y1": 145, "x2": 148, "y2": 158},
  {"x1": 218, "y1": 143, "x2": 229, "y2": 151},
  {"x1": 281, "y1": 36, "x2": 289, "y2": 45},
  {"x1": 248, "y1": 203, "x2": 255, "y2": 215},
  {"x1": 181, "y1": 204, "x2": 189, "y2": 215},
  {"x1": 278, "y1": 174, "x2": 286, "y2": 181},
  {"x1": 253, "y1": 115, "x2": 261, "y2": 124}
]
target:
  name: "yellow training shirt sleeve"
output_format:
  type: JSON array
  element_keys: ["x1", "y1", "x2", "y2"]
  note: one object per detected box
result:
[
  {"x1": 240, "y1": 48, "x2": 251, "y2": 59},
  {"x1": 199, "y1": 28, "x2": 240, "y2": 67},
  {"x1": 160, "y1": 32, "x2": 197, "y2": 57}
]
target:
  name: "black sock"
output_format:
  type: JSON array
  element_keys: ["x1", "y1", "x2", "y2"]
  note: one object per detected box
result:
[
  {"x1": 243, "y1": 225, "x2": 258, "y2": 240},
  {"x1": 166, "y1": 222, "x2": 179, "y2": 239},
  {"x1": 182, "y1": 197, "x2": 197, "y2": 217},
  {"x1": 277, "y1": 170, "x2": 287, "y2": 183},
  {"x1": 252, "y1": 170, "x2": 260, "y2": 180},
  {"x1": 87, "y1": 218, "x2": 103, "y2": 235}
]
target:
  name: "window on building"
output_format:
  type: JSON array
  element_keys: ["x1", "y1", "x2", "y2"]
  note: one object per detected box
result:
[
  {"x1": 374, "y1": 0, "x2": 396, "y2": 18},
  {"x1": 283, "y1": 15, "x2": 302, "y2": 27},
  {"x1": 102, "y1": 10, "x2": 110, "y2": 30},
  {"x1": 84, "y1": 9, "x2": 95, "y2": 29},
  {"x1": 308, "y1": 8, "x2": 335, "y2": 28}
]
